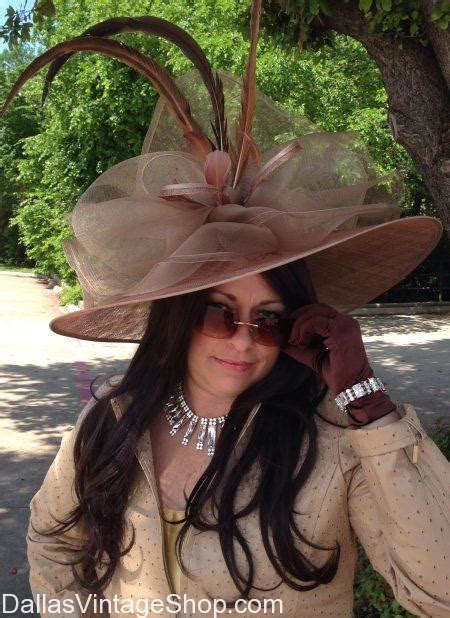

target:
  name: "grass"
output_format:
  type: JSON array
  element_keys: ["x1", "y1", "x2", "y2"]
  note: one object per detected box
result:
[{"x1": 0, "y1": 263, "x2": 38, "y2": 273}]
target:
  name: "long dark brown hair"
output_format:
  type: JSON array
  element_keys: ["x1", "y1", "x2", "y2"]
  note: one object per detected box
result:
[{"x1": 32, "y1": 260, "x2": 339, "y2": 600}]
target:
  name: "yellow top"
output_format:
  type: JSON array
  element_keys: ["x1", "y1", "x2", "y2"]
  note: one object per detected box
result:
[{"x1": 162, "y1": 507, "x2": 185, "y2": 595}]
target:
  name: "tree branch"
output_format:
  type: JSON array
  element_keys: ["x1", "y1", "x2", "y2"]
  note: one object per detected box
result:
[
  {"x1": 318, "y1": 0, "x2": 450, "y2": 233},
  {"x1": 419, "y1": 0, "x2": 450, "y2": 89}
]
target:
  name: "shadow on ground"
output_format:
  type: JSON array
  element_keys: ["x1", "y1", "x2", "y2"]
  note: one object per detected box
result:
[
  {"x1": 357, "y1": 313, "x2": 449, "y2": 336},
  {"x1": 0, "y1": 358, "x2": 131, "y2": 614},
  {"x1": 0, "y1": 360, "x2": 130, "y2": 446},
  {"x1": 356, "y1": 316, "x2": 449, "y2": 428}
]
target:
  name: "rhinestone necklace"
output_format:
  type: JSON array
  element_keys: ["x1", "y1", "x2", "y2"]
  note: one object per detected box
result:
[{"x1": 163, "y1": 382, "x2": 228, "y2": 456}]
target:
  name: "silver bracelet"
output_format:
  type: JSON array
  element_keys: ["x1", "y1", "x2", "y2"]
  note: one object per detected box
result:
[{"x1": 335, "y1": 377, "x2": 386, "y2": 413}]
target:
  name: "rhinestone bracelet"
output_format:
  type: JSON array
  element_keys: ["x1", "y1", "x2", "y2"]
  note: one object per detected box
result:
[{"x1": 335, "y1": 377, "x2": 386, "y2": 413}]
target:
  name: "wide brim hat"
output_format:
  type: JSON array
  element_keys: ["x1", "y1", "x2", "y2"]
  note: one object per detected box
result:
[
  {"x1": 49, "y1": 214, "x2": 441, "y2": 342},
  {"x1": 2, "y1": 6, "x2": 442, "y2": 342}
]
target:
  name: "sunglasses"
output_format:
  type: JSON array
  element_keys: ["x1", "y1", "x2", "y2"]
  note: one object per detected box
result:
[{"x1": 195, "y1": 302, "x2": 295, "y2": 347}]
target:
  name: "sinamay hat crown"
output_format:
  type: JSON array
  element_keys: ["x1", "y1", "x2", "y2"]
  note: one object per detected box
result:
[{"x1": 1, "y1": 2, "x2": 443, "y2": 342}]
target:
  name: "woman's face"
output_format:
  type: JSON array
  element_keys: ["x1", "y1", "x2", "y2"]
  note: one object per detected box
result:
[{"x1": 185, "y1": 273, "x2": 287, "y2": 404}]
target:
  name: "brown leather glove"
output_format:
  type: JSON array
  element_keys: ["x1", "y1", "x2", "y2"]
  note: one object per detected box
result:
[{"x1": 282, "y1": 303, "x2": 396, "y2": 426}]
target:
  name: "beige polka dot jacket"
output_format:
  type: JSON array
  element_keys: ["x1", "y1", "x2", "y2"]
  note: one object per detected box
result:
[{"x1": 27, "y1": 376, "x2": 450, "y2": 617}]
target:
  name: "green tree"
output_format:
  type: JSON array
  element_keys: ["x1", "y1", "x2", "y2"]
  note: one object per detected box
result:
[
  {"x1": 263, "y1": 0, "x2": 450, "y2": 232},
  {"x1": 3, "y1": 0, "x2": 448, "y2": 231},
  {"x1": 0, "y1": 43, "x2": 39, "y2": 264},
  {"x1": 3, "y1": 0, "x2": 438, "y2": 273}
]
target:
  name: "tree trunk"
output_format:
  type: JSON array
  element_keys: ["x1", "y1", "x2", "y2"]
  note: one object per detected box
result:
[
  {"x1": 309, "y1": 0, "x2": 450, "y2": 234},
  {"x1": 420, "y1": 0, "x2": 450, "y2": 89}
]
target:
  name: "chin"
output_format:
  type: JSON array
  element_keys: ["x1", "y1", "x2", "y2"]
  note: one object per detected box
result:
[{"x1": 213, "y1": 373, "x2": 259, "y2": 397}]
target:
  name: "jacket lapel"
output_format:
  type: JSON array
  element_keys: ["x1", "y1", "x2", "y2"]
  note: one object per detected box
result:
[
  {"x1": 110, "y1": 392, "x2": 162, "y2": 513},
  {"x1": 110, "y1": 392, "x2": 262, "y2": 513}
]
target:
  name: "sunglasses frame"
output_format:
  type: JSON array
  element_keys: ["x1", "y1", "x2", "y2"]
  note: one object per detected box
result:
[{"x1": 195, "y1": 302, "x2": 295, "y2": 347}]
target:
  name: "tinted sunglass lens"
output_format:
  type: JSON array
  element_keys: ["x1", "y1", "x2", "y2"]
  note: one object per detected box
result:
[
  {"x1": 256, "y1": 317, "x2": 294, "y2": 346},
  {"x1": 253, "y1": 317, "x2": 283, "y2": 346},
  {"x1": 197, "y1": 305, "x2": 292, "y2": 346},
  {"x1": 200, "y1": 304, "x2": 235, "y2": 338}
]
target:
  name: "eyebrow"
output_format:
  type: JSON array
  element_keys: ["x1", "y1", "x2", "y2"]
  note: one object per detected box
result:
[{"x1": 210, "y1": 290, "x2": 285, "y2": 306}]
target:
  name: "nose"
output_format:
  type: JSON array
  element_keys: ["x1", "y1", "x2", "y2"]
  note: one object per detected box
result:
[{"x1": 228, "y1": 321, "x2": 256, "y2": 352}]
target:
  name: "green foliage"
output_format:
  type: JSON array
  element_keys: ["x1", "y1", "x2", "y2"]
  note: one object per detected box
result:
[
  {"x1": 4, "y1": 0, "x2": 449, "y2": 53},
  {"x1": 0, "y1": 219, "x2": 28, "y2": 265},
  {"x1": 0, "y1": 0, "x2": 55, "y2": 47},
  {"x1": 265, "y1": 0, "x2": 449, "y2": 48},
  {"x1": 0, "y1": 262, "x2": 36, "y2": 272},
  {"x1": 431, "y1": 418, "x2": 450, "y2": 460},
  {"x1": 58, "y1": 281, "x2": 82, "y2": 305},
  {"x1": 10, "y1": 189, "x2": 74, "y2": 278},
  {"x1": 0, "y1": 0, "x2": 440, "y2": 286},
  {"x1": 0, "y1": 44, "x2": 40, "y2": 265},
  {"x1": 354, "y1": 544, "x2": 415, "y2": 617},
  {"x1": 358, "y1": 0, "x2": 427, "y2": 44},
  {"x1": 430, "y1": 0, "x2": 450, "y2": 29}
]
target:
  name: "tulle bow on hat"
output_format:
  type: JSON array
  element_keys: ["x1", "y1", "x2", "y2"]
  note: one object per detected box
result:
[{"x1": 1, "y1": 0, "x2": 442, "y2": 341}]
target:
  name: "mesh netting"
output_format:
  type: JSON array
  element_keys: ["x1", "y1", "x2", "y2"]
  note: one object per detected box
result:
[{"x1": 54, "y1": 70, "x2": 441, "y2": 341}]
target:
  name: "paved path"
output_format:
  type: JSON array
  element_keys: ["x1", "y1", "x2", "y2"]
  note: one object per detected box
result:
[
  {"x1": 0, "y1": 271, "x2": 449, "y2": 613},
  {"x1": 355, "y1": 312, "x2": 449, "y2": 427},
  {"x1": 0, "y1": 273, "x2": 136, "y2": 615}
]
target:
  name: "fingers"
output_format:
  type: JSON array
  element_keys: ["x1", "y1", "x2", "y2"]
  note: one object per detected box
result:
[
  {"x1": 289, "y1": 314, "x2": 333, "y2": 347},
  {"x1": 285, "y1": 303, "x2": 369, "y2": 393},
  {"x1": 288, "y1": 303, "x2": 360, "y2": 348},
  {"x1": 282, "y1": 343, "x2": 327, "y2": 374}
]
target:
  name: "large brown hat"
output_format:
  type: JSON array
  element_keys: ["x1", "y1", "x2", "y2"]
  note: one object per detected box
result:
[{"x1": 2, "y1": 3, "x2": 442, "y2": 342}]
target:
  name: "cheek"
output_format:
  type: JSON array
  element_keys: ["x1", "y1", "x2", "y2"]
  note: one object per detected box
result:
[
  {"x1": 259, "y1": 347, "x2": 281, "y2": 373},
  {"x1": 186, "y1": 331, "x2": 214, "y2": 369},
  {"x1": 186, "y1": 332, "x2": 281, "y2": 379}
]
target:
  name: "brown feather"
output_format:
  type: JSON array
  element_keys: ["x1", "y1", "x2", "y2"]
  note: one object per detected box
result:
[
  {"x1": 227, "y1": 140, "x2": 238, "y2": 169},
  {"x1": 246, "y1": 133, "x2": 262, "y2": 164},
  {"x1": 184, "y1": 131, "x2": 215, "y2": 161},
  {"x1": 204, "y1": 150, "x2": 232, "y2": 190},
  {"x1": 233, "y1": 0, "x2": 262, "y2": 188},
  {"x1": 247, "y1": 139, "x2": 302, "y2": 198},
  {"x1": 1, "y1": 35, "x2": 213, "y2": 158},
  {"x1": 42, "y1": 16, "x2": 227, "y2": 151}
]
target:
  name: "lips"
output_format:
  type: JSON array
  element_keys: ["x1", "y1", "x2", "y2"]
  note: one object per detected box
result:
[{"x1": 214, "y1": 357, "x2": 255, "y2": 371}]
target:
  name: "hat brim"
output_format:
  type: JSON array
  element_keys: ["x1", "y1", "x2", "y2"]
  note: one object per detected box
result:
[{"x1": 49, "y1": 215, "x2": 443, "y2": 342}]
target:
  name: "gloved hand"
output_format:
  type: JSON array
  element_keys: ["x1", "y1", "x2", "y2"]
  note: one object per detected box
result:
[{"x1": 282, "y1": 303, "x2": 397, "y2": 426}]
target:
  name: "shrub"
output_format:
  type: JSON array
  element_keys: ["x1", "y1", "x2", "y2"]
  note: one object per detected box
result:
[{"x1": 57, "y1": 282, "x2": 83, "y2": 306}]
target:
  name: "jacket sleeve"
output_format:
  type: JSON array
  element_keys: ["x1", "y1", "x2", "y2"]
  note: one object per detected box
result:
[
  {"x1": 26, "y1": 378, "x2": 119, "y2": 618},
  {"x1": 341, "y1": 403, "x2": 450, "y2": 617}
]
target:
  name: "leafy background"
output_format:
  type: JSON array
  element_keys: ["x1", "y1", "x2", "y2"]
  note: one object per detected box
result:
[{"x1": 0, "y1": 0, "x2": 439, "y2": 280}]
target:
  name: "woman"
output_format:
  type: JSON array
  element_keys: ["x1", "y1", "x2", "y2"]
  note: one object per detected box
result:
[
  {"x1": 26, "y1": 262, "x2": 450, "y2": 617},
  {"x1": 2, "y1": 2, "x2": 448, "y2": 616}
]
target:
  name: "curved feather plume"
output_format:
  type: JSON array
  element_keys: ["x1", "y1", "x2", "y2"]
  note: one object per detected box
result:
[
  {"x1": 42, "y1": 16, "x2": 227, "y2": 151},
  {"x1": 233, "y1": 0, "x2": 262, "y2": 188},
  {"x1": 1, "y1": 35, "x2": 213, "y2": 160},
  {"x1": 247, "y1": 139, "x2": 302, "y2": 198}
]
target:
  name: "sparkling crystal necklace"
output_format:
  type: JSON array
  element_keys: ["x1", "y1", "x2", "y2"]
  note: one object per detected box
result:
[{"x1": 163, "y1": 382, "x2": 228, "y2": 456}]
